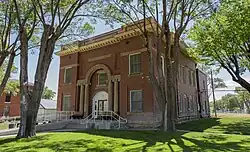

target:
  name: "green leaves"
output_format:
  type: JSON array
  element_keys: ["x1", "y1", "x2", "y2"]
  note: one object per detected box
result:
[
  {"x1": 189, "y1": 0, "x2": 250, "y2": 88},
  {"x1": 42, "y1": 86, "x2": 56, "y2": 100},
  {"x1": 0, "y1": 61, "x2": 19, "y2": 95}
]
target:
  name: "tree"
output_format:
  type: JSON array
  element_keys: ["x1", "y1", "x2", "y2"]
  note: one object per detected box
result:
[
  {"x1": 112, "y1": 0, "x2": 212, "y2": 131},
  {"x1": 235, "y1": 87, "x2": 250, "y2": 113},
  {"x1": 0, "y1": 61, "x2": 19, "y2": 95},
  {"x1": 216, "y1": 93, "x2": 242, "y2": 112},
  {"x1": 0, "y1": 0, "x2": 20, "y2": 95},
  {"x1": 42, "y1": 87, "x2": 55, "y2": 100},
  {"x1": 14, "y1": 0, "x2": 122, "y2": 138},
  {"x1": 189, "y1": 0, "x2": 250, "y2": 92},
  {"x1": 199, "y1": 65, "x2": 227, "y2": 97}
]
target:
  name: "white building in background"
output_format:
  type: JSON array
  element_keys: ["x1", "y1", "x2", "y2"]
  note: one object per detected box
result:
[{"x1": 37, "y1": 99, "x2": 57, "y2": 122}]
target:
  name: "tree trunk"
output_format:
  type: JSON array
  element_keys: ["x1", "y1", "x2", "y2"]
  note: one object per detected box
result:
[
  {"x1": 17, "y1": 26, "x2": 30, "y2": 138},
  {"x1": 20, "y1": 25, "x2": 56, "y2": 138},
  {"x1": 0, "y1": 51, "x2": 15, "y2": 95},
  {"x1": 234, "y1": 77, "x2": 250, "y2": 93},
  {"x1": 0, "y1": 52, "x2": 8, "y2": 67},
  {"x1": 166, "y1": 65, "x2": 176, "y2": 131},
  {"x1": 163, "y1": 102, "x2": 168, "y2": 131}
]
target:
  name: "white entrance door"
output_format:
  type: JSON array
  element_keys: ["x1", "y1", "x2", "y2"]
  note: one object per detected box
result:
[{"x1": 92, "y1": 91, "x2": 108, "y2": 118}]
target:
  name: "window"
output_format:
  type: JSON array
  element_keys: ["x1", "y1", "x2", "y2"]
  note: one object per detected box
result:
[
  {"x1": 179, "y1": 94, "x2": 183, "y2": 113},
  {"x1": 188, "y1": 70, "x2": 192, "y2": 85},
  {"x1": 98, "y1": 72, "x2": 107, "y2": 86},
  {"x1": 192, "y1": 72, "x2": 196, "y2": 86},
  {"x1": 182, "y1": 66, "x2": 186, "y2": 83},
  {"x1": 64, "y1": 67, "x2": 72, "y2": 84},
  {"x1": 62, "y1": 95, "x2": 71, "y2": 111},
  {"x1": 189, "y1": 95, "x2": 193, "y2": 112},
  {"x1": 3, "y1": 106, "x2": 10, "y2": 117},
  {"x1": 130, "y1": 90, "x2": 143, "y2": 112},
  {"x1": 203, "y1": 80, "x2": 206, "y2": 90},
  {"x1": 129, "y1": 53, "x2": 141, "y2": 74},
  {"x1": 183, "y1": 94, "x2": 187, "y2": 112},
  {"x1": 193, "y1": 95, "x2": 197, "y2": 111},
  {"x1": 5, "y1": 92, "x2": 11, "y2": 103}
]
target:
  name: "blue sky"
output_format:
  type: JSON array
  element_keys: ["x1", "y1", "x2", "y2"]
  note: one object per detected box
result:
[{"x1": 11, "y1": 20, "x2": 250, "y2": 101}]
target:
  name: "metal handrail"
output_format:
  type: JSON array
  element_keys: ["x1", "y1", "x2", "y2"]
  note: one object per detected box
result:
[{"x1": 80, "y1": 110, "x2": 127, "y2": 129}]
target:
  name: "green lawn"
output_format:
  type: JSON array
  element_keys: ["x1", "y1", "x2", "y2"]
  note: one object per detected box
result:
[
  {"x1": 1, "y1": 116, "x2": 250, "y2": 152},
  {"x1": 176, "y1": 116, "x2": 250, "y2": 135},
  {"x1": 1, "y1": 130, "x2": 250, "y2": 152},
  {"x1": 0, "y1": 122, "x2": 8, "y2": 130}
]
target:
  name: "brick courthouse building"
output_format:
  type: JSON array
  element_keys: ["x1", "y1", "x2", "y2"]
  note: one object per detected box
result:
[{"x1": 56, "y1": 19, "x2": 210, "y2": 125}]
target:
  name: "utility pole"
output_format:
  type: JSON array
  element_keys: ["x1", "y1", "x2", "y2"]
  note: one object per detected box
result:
[{"x1": 211, "y1": 70, "x2": 217, "y2": 118}]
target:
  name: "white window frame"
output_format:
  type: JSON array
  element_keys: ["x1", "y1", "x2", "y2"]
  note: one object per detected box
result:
[
  {"x1": 130, "y1": 90, "x2": 143, "y2": 112},
  {"x1": 62, "y1": 95, "x2": 71, "y2": 111},
  {"x1": 129, "y1": 52, "x2": 141, "y2": 75},
  {"x1": 64, "y1": 67, "x2": 72, "y2": 84}
]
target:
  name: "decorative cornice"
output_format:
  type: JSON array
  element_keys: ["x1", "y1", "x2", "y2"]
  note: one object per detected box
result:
[{"x1": 55, "y1": 23, "x2": 157, "y2": 57}]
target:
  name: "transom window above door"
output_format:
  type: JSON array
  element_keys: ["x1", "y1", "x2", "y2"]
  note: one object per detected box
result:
[{"x1": 98, "y1": 72, "x2": 107, "y2": 86}]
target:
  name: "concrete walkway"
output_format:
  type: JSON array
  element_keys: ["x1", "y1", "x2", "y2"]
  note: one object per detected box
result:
[{"x1": 0, "y1": 128, "x2": 18, "y2": 137}]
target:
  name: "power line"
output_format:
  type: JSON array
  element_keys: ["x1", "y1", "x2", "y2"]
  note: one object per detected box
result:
[{"x1": 214, "y1": 90, "x2": 249, "y2": 92}]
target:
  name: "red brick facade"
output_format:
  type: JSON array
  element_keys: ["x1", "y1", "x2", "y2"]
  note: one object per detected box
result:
[
  {"x1": 56, "y1": 23, "x2": 210, "y2": 124},
  {"x1": 0, "y1": 93, "x2": 20, "y2": 117}
]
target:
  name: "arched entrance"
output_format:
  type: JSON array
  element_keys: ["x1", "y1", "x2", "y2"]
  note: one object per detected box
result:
[{"x1": 92, "y1": 91, "x2": 108, "y2": 118}]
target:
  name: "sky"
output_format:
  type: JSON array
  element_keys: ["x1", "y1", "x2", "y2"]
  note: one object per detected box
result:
[{"x1": 11, "y1": 20, "x2": 250, "y2": 101}]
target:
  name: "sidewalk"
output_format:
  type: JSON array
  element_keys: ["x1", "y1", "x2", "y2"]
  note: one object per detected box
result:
[{"x1": 0, "y1": 128, "x2": 18, "y2": 137}]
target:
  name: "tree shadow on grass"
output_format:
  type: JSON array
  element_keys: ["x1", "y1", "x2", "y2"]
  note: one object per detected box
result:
[
  {"x1": 181, "y1": 135, "x2": 249, "y2": 151},
  {"x1": 176, "y1": 118, "x2": 221, "y2": 132},
  {"x1": 81, "y1": 129, "x2": 250, "y2": 151},
  {"x1": 1, "y1": 130, "x2": 250, "y2": 152},
  {"x1": 216, "y1": 119, "x2": 250, "y2": 135}
]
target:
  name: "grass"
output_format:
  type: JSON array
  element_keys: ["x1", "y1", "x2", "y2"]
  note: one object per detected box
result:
[
  {"x1": 176, "y1": 115, "x2": 250, "y2": 135},
  {"x1": 0, "y1": 122, "x2": 8, "y2": 130},
  {"x1": 1, "y1": 116, "x2": 250, "y2": 151},
  {"x1": 1, "y1": 130, "x2": 250, "y2": 152}
]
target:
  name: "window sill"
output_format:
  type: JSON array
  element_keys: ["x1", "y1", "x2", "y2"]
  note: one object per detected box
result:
[
  {"x1": 62, "y1": 83, "x2": 72, "y2": 85},
  {"x1": 128, "y1": 73, "x2": 143, "y2": 77},
  {"x1": 4, "y1": 102, "x2": 11, "y2": 104}
]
